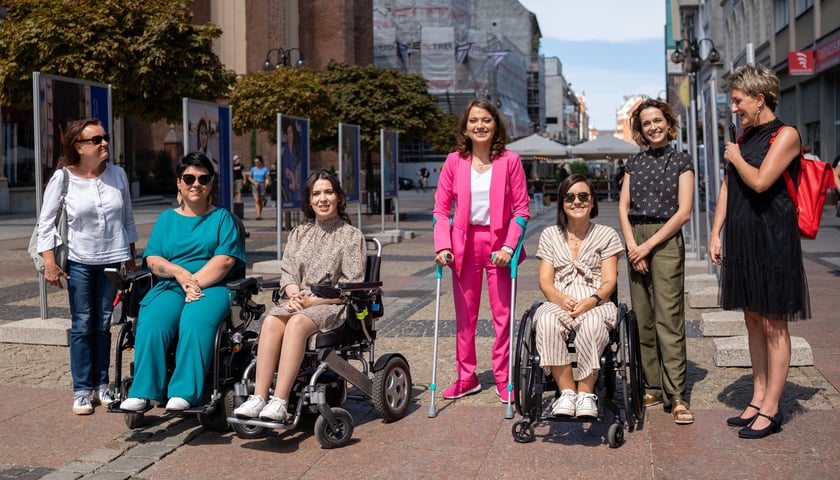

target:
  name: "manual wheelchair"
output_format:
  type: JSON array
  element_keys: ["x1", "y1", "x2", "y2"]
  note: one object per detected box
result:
[
  {"x1": 511, "y1": 298, "x2": 645, "y2": 448},
  {"x1": 225, "y1": 237, "x2": 413, "y2": 449}
]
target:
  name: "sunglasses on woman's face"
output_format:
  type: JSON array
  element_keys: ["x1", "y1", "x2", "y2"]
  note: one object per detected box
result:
[
  {"x1": 74, "y1": 133, "x2": 110, "y2": 145},
  {"x1": 181, "y1": 174, "x2": 213, "y2": 186},
  {"x1": 563, "y1": 192, "x2": 591, "y2": 203}
]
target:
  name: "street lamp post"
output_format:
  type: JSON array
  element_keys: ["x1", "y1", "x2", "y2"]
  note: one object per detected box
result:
[
  {"x1": 671, "y1": 37, "x2": 720, "y2": 262},
  {"x1": 263, "y1": 47, "x2": 306, "y2": 70}
]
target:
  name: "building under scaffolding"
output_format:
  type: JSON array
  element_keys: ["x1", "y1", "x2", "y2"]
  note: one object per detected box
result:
[{"x1": 373, "y1": 0, "x2": 541, "y2": 140}]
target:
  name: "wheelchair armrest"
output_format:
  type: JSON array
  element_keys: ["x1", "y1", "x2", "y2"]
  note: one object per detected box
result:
[
  {"x1": 104, "y1": 268, "x2": 152, "y2": 291},
  {"x1": 337, "y1": 281, "x2": 383, "y2": 292},
  {"x1": 311, "y1": 284, "x2": 341, "y2": 299},
  {"x1": 261, "y1": 279, "x2": 283, "y2": 290},
  {"x1": 226, "y1": 276, "x2": 259, "y2": 292}
]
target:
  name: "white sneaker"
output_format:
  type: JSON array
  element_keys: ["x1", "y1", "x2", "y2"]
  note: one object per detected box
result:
[
  {"x1": 259, "y1": 396, "x2": 289, "y2": 422},
  {"x1": 120, "y1": 397, "x2": 149, "y2": 412},
  {"x1": 234, "y1": 395, "x2": 266, "y2": 418},
  {"x1": 165, "y1": 397, "x2": 191, "y2": 411},
  {"x1": 575, "y1": 392, "x2": 599, "y2": 418},
  {"x1": 73, "y1": 395, "x2": 93, "y2": 415},
  {"x1": 551, "y1": 389, "x2": 577, "y2": 416},
  {"x1": 93, "y1": 385, "x2": 115, "y2": 407}
]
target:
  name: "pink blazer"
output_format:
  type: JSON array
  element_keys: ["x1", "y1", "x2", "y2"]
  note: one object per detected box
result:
[{"x1": 433, "y1": 149, "x2": 530, "y2": 276}]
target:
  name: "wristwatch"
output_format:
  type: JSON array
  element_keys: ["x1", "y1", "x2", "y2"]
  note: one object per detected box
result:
[
  {"x1": 590, "y1": 293, "x2": 603, "y2": 306},
  {"x1": 501, "y1": 246, "x2": 514, "y2": 256}
]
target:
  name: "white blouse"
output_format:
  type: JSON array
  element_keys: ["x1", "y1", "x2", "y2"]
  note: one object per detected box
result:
[{"x1": 37, "y1": 162, "x2": 138, "y2": 265}]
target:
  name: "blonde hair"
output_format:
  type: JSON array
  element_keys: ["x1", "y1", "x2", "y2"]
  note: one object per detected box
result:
[{"x1": 728, "y1": 64, "x2": 780, "y2": 111}]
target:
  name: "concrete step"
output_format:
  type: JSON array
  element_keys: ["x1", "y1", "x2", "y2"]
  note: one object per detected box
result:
[
  {"x1": 0, "y1": 317, "x2": 69, "y2": 346},
  {"x1": 700, "y1": 311, "x2": 747, "y2": 337},
  {"x1": 685, "y1": 273, "x2": 718, "y2": 293},
  {"x1": 713, "y1": 335, "x2": 813, "y2": 367},
  {"x1": 687, "y1": 285, "x2": 720, "y2": 308}
]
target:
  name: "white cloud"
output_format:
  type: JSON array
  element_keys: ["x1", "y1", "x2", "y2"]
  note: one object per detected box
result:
[{"x1": 518, "y1": 0, "x2": 666, "y2": 43}]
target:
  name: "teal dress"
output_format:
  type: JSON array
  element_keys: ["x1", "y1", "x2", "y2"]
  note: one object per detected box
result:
[{"x1": 129, "y1": 208, "x2": 245, "y2": 405}]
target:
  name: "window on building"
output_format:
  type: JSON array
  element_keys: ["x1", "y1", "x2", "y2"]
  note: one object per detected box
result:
[
  {"x1": 795, "y1": 0, "x2": 814, "y2": 16},
  {"x1": 774, "y1": 0, "x2": 789, "y2": 32}
]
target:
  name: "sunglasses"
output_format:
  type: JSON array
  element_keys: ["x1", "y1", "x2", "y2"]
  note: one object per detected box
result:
[
  {"x1": 181, "y1": 174, "x2": 213, "y2": 186},
  {"x1": 563, "y1": 192, "x2": 591, "y2": 203},
  {"x1": 74, "y1": 133, "x2": 110, "y2": 145}
]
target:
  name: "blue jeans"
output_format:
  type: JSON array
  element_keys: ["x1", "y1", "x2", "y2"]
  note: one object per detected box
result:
[
  {"x1": 533, "y1": 193, "x2": 544, "y2": 213},
  {"x1": 67, "y1": 260, "x2": 120, "y2": 395}
]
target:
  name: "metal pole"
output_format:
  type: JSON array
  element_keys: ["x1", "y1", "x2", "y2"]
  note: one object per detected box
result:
[
  {"x1": 33, "y1": 72, "x2": 48, "y2": 319},
  {"x1": 698, "y1": 73, "x2": 712, "y2": 265},
  {"x1": 708, "y1": 73, "x2": 722, "y2": 275},
  {"x1": 688, "y1": 75, "x2": 702, "y2": 260}
]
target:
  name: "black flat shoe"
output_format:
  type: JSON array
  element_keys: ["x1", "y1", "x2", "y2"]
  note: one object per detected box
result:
[
  {"x1": 738, "y1": 411, "x2": 783, "y2": 439},
  {"x1": 727, "y1": 403, "x2": 761, "y2": 427}
]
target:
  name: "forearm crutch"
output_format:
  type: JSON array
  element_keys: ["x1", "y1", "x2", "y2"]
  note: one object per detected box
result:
[
  {"x1": 428, "y1": 218, "x2": 452, "y2": 418},
  {"x1": 504, "y1": 216, "x2": 528, "y2": 419}
]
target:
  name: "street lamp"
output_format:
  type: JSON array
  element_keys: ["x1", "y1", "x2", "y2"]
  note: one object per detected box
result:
[
  {"x1": 671, "y1": 38, "x2": 720, "y2": 73},
  {"x1": 263, "y1": 47, "x2": 306, "y2": 71}
]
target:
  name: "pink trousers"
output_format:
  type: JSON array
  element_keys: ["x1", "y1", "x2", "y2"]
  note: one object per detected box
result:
[{"x1": 451, "y1": 225, "x2": 513, "y2": 385}]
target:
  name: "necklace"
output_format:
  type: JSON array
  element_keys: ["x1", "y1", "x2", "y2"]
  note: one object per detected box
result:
[
  {"x1": 473, "y1": 158, "x2": 492, "y2": 172},
  {"x1": 567, "y1": 227, "x2": 588, "y2": 247}
]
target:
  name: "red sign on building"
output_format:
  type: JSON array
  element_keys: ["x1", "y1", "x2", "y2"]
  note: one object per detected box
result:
[{"x1": 789, "y1": 51, "x2": 815, "y2": 75}]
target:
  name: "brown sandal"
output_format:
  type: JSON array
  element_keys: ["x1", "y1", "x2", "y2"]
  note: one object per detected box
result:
[
  {"x1": 672, "y1": 399, "x2": 694, "y2": 424},
  {"x1": 644, "y1": 393, "x2": 663, "y2": 407}
]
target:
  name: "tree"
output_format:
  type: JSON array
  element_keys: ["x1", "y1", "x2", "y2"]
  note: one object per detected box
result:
[
  {"x1": 0, "y1": 0, "x2": 235, "y2": 122},
  {"x1": 426, "y1": 112, "x2": 460, "y2": 154},
  {"x1": 229, "y1": 67, "x2": 334, "y2": 150},
  {"x1": 319, "y1": 62, "x2": 442, "y2": 152}
]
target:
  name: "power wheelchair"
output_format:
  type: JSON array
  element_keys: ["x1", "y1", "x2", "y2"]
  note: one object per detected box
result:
[
  {"x1": 511, "y1": 297, "x2": 645, "y2": 448},
  {"x1": 104, "y1": 215, "x2": 257, "y2": 430},
  {"x1": 225, "y1": 237, "x2": 413, "y2": 448}
]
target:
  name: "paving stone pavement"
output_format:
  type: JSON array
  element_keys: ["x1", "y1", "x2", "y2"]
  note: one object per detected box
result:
[{"x1": 2, "y1": 192, "x2": 840, "y2": 479}]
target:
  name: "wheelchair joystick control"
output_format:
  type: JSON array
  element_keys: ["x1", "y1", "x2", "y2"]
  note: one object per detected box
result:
[{"x1": 323, "y1": 273, "x2": 332, "y2": 287}]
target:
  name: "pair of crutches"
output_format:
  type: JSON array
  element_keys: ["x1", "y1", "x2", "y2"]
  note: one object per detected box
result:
[{"x1": 428, "y1": 216, "x2": 527, "y2": 418}]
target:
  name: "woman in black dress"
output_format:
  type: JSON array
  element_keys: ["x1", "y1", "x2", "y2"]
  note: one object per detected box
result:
[{"x1": 709, "y1": 64, "x2": 810, "y2": 439}]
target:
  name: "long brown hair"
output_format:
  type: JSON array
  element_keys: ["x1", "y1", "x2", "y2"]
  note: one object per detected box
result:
[
  {"x1": 455, "y1": 98, "x2": 507, "y2": 160},
  {"x1": 629, "y1": 99, "x2": 678, "y2": 147}
]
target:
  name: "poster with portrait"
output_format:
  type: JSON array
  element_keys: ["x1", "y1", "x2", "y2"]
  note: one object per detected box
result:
[
  {"x1": 277, "y1": 114, "x2": 310, "y2": 210},
  {"x1": 183, "y1": 98, "x2": 232, "y2": 211},
  {"x1": 339, "y1": 123, "x2": 360, "y2": 202},
  {"x1": 33, "y1": 72, "x2": 112, "y2": 211},
  {"x1": 381, "y1": 129, "x2": 398, "y2": 198}
]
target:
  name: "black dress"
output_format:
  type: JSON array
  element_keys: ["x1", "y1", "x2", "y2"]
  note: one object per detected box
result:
[{"x1": 720, "y1": 118, "x2": 810, "y2": 321}]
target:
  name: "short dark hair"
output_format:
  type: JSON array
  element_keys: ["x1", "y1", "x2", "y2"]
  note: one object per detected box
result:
[
  {"x1": 555, "y1": 174, "x2": 598, "y2": 230},
  {"x1": 176, "y1": 151, "x2": 217, "y2": 205}
]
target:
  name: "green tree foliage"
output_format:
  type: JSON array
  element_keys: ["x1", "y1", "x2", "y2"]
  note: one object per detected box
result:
[
  {"x1": 426, "y1": 113, "x2": 460, "y2": 154},
  {"x1": 318, "y1": 62, "x2": 442, "y2": 152},
  {"x1": 229, "y1": 67, "x2": 334, "y2": 149},
  {"x1": 0, "y1": 0, "x2": 235, "y2": 122}
]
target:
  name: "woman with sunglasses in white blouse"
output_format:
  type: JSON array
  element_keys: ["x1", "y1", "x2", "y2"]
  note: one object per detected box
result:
[{"x1": 36, "y1": 118, "x2": 138, "y2": 415}]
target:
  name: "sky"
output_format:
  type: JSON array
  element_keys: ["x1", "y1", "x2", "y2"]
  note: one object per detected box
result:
[{"x1": 518, "y1": 0, "x2": 667, "y2": 131}]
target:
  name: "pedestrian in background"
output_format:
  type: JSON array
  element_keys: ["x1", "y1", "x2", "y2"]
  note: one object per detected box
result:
[
  {"x1": 618, "y1": 98, "x2": 695, "y2": 425},
  {"x1": 249, "y1": 155, "x2": 269, "y2": 220},
  {"x1": 432, "y1": 98, "x2": 530, "y2": 403},
  {"x1": 232, "y1": 154, "x2": 244, "y2": 204},
  {"x1": 532, "y1": 175, "x2": 545, "y2": 214},
  {"x1": 710, "y1": 64, "x2": 810, "y2": 439},
  {"x1": 37, "y1": 118, "x2": 138, "y2": 415}
]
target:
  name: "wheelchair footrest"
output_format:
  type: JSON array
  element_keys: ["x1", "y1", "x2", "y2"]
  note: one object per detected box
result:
[{"x1": 226, "y1": 416, "x2": 292, "y2": 430}]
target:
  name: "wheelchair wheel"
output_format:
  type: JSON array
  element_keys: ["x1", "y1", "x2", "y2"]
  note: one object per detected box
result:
[
  {"x1": 513, "y1": 306, "x2": 539, "y2": 418},
  {"x1": 511, "y1": 420, "x2": 536, "y2": 443},
  {"x1": 618, "y1": 308, "x2": 645, "y2": 428},
  {"x1": 372, "y1": 356, "x2": 411, "y2": 422},
  {"x1": 607, "y1": 422, "x2": 624, "y2": 448},
  {"x1": 225, "y1": 390, "x2": 268, "y2": 439},
  {"x1": 124, "y1": 411, "x2": 144, "y2": 429},
  {"x1": 314, "y1": 407, "x2": 354, "y2": 449}
]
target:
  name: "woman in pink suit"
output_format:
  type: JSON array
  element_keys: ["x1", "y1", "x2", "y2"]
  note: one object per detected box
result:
[{"x1": 433, "y1": 98, "x2": 530, "y2": 402}]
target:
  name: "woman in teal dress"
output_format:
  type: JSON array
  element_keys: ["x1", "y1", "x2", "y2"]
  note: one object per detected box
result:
[{"x1": 121, "y1": 152, "x2": 245, "y2": 412}]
